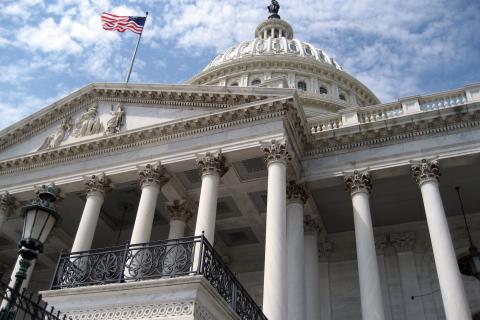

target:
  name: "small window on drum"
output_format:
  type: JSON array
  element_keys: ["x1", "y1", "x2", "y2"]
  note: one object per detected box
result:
[
  {"x1": 297, "y1": 81, "x2": 307, "y2": 91},
  {"x1": 339, "y1": 93, "x2": 347, "y2": 101},
  {"x1": 305, "y1": 46, "x2": 312, "y2": 55},
  {"x1": 319, "y1": 86, "x2": 328, "y2": 95},
  {"x1": 230, "y1": 82, "x2": 239, "y2": 87},
  {"x1": 251, "y1": 79, "x2": 262, "y2": 86}
]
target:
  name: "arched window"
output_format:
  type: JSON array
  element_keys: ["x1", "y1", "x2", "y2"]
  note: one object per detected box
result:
[
  {"x1": 297, "y1": 81, "x2": 307, "y2": 91},
  {"x1": 251, "y1": 79, "x2": 262, "y2": 86},
  {"x1": 230, "y1": 82, "x2": 239, "y2": 87},
  {"x1": 319, "y1": 86, "x2": 328, "y2": 95},
  {"x1": 339, "y1": 93, "x2": 347, "y2": 101}
]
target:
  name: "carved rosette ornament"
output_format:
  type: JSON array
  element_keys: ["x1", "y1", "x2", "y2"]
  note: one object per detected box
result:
[
  {"x1": 262, "y1": 140, "x2": 292, "y2": 167},
  {"x1": 139, "y1": 162, "x2": 170, "y2": 189},
  {"x1": 167, "y1": 200, "x2": 193, "y2": 223},
  {"x1": 196, "y1": 152, "x2": 228, "y2": 178},
  {"x1": 85, "y1": 173, "x2": 112, "y2": 196},
  {"x1": 344, "y1": 170, "x2": 372, "y2": 196},
  {"x1": 411, "y1": 159, "x2": 440, "y2": 187},
  {"x1": 0, "y1": 192, "x2": 19, "y2": 218},
  {"x1": 304, "y1": 214, "x2": 321, "y2": 235},
  {"x1": 286, "y1": 181, "x2": 308, "y2": 204}
]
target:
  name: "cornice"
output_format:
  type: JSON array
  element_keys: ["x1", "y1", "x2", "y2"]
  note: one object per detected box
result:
[{"x1": 0, "y1": 97, "x2": 295, "y2": 175}]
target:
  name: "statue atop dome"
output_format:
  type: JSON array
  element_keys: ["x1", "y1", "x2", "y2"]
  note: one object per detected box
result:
[{"x1": 268, "y1": 0, "x2": 280, "y2": 19}]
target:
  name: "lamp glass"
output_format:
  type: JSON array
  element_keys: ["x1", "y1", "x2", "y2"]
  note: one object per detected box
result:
[
  {"x1": 22, "y1": 206, "x2": 57, "y2": 245},
  {"x1": 470, "y1": 254, "x2": 480, "y2": 277}
]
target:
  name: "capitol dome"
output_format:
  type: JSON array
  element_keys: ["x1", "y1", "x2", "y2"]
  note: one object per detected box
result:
[{"x1": 188, "y1": 2, "x2": 381, "y2": 116}]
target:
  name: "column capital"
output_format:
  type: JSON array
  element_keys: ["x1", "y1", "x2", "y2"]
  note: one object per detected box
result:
[
  {"x1": 287, "y1": 181, "x2": 308, "y2": 204},
  {"x1": 196, "y1": 152, "x2": 228, "y2": 178},
  {"x1": 85, "y1": 173, "x2": 112, "y2": 196},
  {"x1": 0, "y1": 192, "x2": 19, "y2": 218},
  {"x1": 318, "y1": 241, "x2": 333, "y2": 259},
  {"x1": 344, "y1": 170, "x2": 372, "y2": 196},
  {"x1": 167, "y1": 200, "x2": 193, "y2": 223},
  {"x1": 262, "y1": 140, "x2": 292, "y2": 167},
  {"x1": 391, "y1": 231, "x2": 416, "y2": 252},
  {"x1": 304, "y1": 215, "x2": 321, "y2": 235},
  {"x1": 411, "y1": 159, "x2": 440, "y2": 187},
  {"x1": 139, "y1": 162, "x2": 170, "y2": 189}
]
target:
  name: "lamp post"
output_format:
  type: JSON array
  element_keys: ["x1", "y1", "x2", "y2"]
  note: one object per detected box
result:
[
  {"x1": 455, "y1": 186, "x2": 480, "y2": 280},
  {"x1": 0, "y1": 184, "x2": 60, "y2": 319}
]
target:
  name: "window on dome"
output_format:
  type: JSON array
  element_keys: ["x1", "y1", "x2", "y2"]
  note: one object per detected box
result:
[
  {"x1": 305, "y1": 47, "x2": 312, "y2": 55},
  {"x1": 297, "y1": 81, "x2": 307, "y2": 91},
  {"x1": 231, "y1": 82, "x2": 239, "y2": 87},
  {"x1": 339, "y1": 93, "x2": 347, "y2": 101},
  {"x1": 319, "y1": 86, "x2": 328, "y2": 95},
  {"x1": 274, "y1": 30, "x2": 279, "y2": 38},
  {"x1": 289, "y1": 43, "x2": 298, "y2": 52},
  {"x1": 251, "y1": 79, "x2": 262, "y2": 86},
  {"x1": 273, "y1": 41, "x2": 281, "y2": 51}
]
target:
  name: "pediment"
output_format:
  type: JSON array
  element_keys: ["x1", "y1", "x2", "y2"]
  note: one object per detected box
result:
[{"x1": 0, "y1": 84, "x2": 294, "y2": 161}]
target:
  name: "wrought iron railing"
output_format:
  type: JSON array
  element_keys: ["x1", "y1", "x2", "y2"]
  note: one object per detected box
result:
[
  {"x1": 0, "y1": 280, "x2": 71, "y2": 320},
  {"x1": 51, "y1": 236, "x2": 267, "y2": 320}
]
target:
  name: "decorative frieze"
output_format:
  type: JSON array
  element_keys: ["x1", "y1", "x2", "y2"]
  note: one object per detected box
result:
[
  {"x1": 262, "y1": 140, "x2": 292, "y2": 166},
  {"x1": 376, "y1": 232, "x2": 416, "y2": 253},
  {"x1": 167, "y1": 200, "x2": 193, "y2": 223},
  {"x1": 411, "y1": 159, "x2": 440, "y2": 187},
  {"x1": 37, "y1": 118, "x2": 73, "y2": 151},
  {"x1": 196, "y1": 152, "x2": 228, "y2": 178},
  {"x1": 286, "y1": 181, "x2": 308, "y2": 204},
  {"x1": 74, "y1": 103, "x2": 104, "y2": 138},
  {"x1": 106, "y1": 104, "x2": 125, "y2": 135},
  {"x1": 139, "y1": 162, "x2": 170, "y2": 189},
  {"x1": 85, "y1": 173, "x2": 112, "y2": 195},
  {"x1": 0, "y1": 192, "x2": 19, "y2": 218},
  {"x1": 344, "y1": 170, "x2": 372, "y2": 195},
  {"x1": 304, "y1": 215, "x2": 321, "y2": 235}
]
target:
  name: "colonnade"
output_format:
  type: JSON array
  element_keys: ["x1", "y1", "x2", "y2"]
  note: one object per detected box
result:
[{"x1": 0, "y1": 143, "x2": 473, "y2": 320}]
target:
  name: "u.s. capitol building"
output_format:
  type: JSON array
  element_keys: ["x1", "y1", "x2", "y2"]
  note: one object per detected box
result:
[{"x1": 0, "y1": 2, "x2": 479, "y2": 320}]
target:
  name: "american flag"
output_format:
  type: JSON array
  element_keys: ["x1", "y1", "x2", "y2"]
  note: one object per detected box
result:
[{"x1": 101, "y1": 12, "x2": 146, "y2": 34}]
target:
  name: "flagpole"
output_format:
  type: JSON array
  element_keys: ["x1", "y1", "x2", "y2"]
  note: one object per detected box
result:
[{"x1": 125, "y1": 11, "x2": 148, "y2": 84}]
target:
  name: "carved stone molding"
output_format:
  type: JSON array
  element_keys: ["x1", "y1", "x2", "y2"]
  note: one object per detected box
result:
[
  {"x1": 196, "y1": 152, "x2": 228, "y2": 178},
  {"x1": 67, "y1": 301, "x2": 195, "y2": 320},
  {"x1": 304, "y1": 215, "x2": 321, "y2": 235},
  {"x1": 262, "y1": 140, "x2": 292, "y2": 167},
  {"x1": 0, "y1": 192, "x2": 19, "y2": 218},
  {"x1": 344, "y1": 170, "x2": 372, "y2": 195},
  {"x1": 411, "y1": 159, "x2": 440, "y2": 187},
  {"x1": 167, "y1": 200, "x2": 193, "y2": 223},
  {"x1": 286, "y1": 181, "x2": 308, "y2": 204},
  {"x1": 376, "y1": 232, "x2": 417, "y2": 253},
  {"x1": 73, "y1": 103, "x2": 104, "y2": 138},
  {"x1": 105, "y1": 103, "x2": 125, "y2": 135},
  {"x1": 139, "y1": 162, "x2": 170, "y2": 189},
  {"x1": 85, "y1": 173, "x2": 112, "y2": 196}
]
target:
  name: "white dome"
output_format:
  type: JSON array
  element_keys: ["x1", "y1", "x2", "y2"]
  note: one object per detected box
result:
[{"x1": 203, "y1": 38, "x2": 342, "y2": 71}]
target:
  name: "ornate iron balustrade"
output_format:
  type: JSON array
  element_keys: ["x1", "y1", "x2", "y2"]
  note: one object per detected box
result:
[
  {"x1": 0, "y1": 280, "x2": 71, "y2": 320},
  {"x1": 51, "y1": 236, "x2": 267, "y2": 320}
]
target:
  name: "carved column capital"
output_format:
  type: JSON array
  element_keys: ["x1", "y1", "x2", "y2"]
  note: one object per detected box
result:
[
  {"x1": 262, "y1": 140, "x2": 292, "y2": 167},
  {"x1": 33, "y1": 183, "x2": 63, "y2": 209},
  {"x1": 391, "y1": 232, "x2": 416, "y2": 252},
  {"x1": 167, "y1": 200, "x2": 193, "y2": 223},
  {"x1": 411, "y1": 159, "x2": 440, "y2": 187},
  {"x1": 0, "y1": 192, "x2": 19, "y2": 218},
  {"x1": 344, "y1": 170, "x2": 372, "y2": 196},
  {"x1": 304, "y1": 215, "x2": 321, "y2": 235},
  {"x1": 85, "y1": 173, "x2": 112, "y2": 196},
  {"x1": 318, "y1": 241, "x2": 333, "y2": 258},
  {"x1": 139, "y1": 162, "x2": 170, "y2": 189},
  {"x1": 196, "y1": 152, "x2": 228, "y2": 178},
  {"x1": 287, "y1": 181, "x2": 308, "y2": 204}
]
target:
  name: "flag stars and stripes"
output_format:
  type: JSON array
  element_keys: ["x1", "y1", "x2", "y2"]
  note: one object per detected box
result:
[{"x1": 101, "y1": 12, "x2": 146, "y2": 34}]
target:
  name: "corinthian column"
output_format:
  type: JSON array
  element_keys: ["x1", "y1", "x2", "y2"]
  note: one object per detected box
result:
[
  {"x1": 130, "y1": 162, "x2": 169, "y2": 245},
  {"x1": 194, "y1": 152, "x2": 228, "y2": 244},
  {"x1": 304, "y1": 215, "x2": 322, "y2": 320},
  {"x1": 286, "y1": 181, "x2": 307, "y2": 320},
  {"x1": 344, "y1": 171, "x2": 385, "y2": 320},
  {"x1": 167, "y1": 200, "x2": 192, "y2": 239},
  {"x1": 71, "y1": 174, "x2": 111, "y2": 253},
  {"x1": 0, "y1": 192, "x2": 18, "y2": 232},
  {"x1": 411, "y1": 159, "x2": 470, "y2": 320},
  {"x1": 262, "y1": 140, "x2": 291, "y2": 320}
]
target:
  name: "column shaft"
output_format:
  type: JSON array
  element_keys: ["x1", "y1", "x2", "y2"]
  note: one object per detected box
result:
[
  {"x1": 305, "y1": 233, "x2": 321, "y2": 320},
  {"x1": 194, "y1": 173, "x2": 219, "y2": 243},
  {"x1": 71, "y1": 191, "x2": 105, "y2": 252},
  {"x1": 420, "y1": 180, "x2": 470, "y2": 319},
  {"x1": 287, "y1": 201, "x2": 306, "y2": 320},
  {"x1": 263, "y1": 161, "x2": 287, "y2": 320},
  {"x1": 131, "y1": 183, "x2": 161, "y2": 245},
  {"x1": 0, "y1": 214, "x2": 6, "y2": 232},
  {"x1": 169, "y1": 220, "x2": 187, "y2": 239}
]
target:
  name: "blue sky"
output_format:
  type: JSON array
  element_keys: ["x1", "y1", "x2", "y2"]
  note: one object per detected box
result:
[{"x1": 0, "y1": 0, "x2": 479, "y2": 129}]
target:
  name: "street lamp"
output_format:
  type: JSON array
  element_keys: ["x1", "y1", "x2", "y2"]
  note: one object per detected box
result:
[
  {"x1": 456, "y1": 186, "x2": 480, "y2": 280},
  {"x1": 0, "y1": 184, "x2": 60, "y2": 319}
]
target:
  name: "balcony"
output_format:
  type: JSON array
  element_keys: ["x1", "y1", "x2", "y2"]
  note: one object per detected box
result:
[{"x1": 47, "y1": 236, "x2": 266, "y2": 320}]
